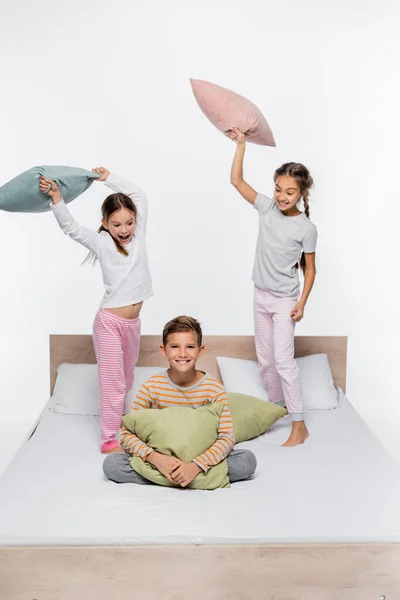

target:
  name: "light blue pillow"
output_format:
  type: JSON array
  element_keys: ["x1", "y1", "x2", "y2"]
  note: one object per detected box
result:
[{"x1": 0, "y1": 166, "x2": 100, "y2": 213}]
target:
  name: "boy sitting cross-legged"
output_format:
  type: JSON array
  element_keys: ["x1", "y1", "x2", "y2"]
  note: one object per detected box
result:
[{"x1": 103, "y1": 315, "x2": 257, "y2": 487}]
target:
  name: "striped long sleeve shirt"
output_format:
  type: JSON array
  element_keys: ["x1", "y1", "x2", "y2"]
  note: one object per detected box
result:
[{"x1": 120, "y1": 371, "x2": 235, "y2": 472}]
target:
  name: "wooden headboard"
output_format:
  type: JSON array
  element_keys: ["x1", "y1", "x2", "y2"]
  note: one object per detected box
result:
[{"x1": 50, "y1": 335, "x2": 347, "y2": 394}]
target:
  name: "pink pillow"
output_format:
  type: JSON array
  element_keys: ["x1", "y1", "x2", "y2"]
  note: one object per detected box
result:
[{"x1": 190, "y1": 79, "x2": 275, "y2": 147}]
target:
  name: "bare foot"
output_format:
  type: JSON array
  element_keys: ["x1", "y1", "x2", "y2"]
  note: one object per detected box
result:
[
  {"x1": 282, "y1": 421, "x2": 309, "y2": 447},
  {"x1": 101, "y1": 445, "x2": 124, "y2": 454}
]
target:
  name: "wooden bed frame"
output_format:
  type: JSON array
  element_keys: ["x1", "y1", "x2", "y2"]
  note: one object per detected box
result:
[
  {"x1": 49, "y1": 334, "x2": 348, "y2": 395},
  {"x1": 1, "y1": 334, "x2": 399, "y2": 600}
]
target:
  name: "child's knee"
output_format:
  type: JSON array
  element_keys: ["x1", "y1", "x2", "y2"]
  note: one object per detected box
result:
[
  {"x1": 275, "y1": 356, "x2": 298, "y2": 375},
  {"x1": 244, "y1": 451, "x2": 257, "y2": 477},
  {"x1": 102, "y1": 453, "x2": 123, "y2": 481}
]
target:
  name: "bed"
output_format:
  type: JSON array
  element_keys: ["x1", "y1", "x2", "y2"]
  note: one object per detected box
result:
[{"x1": 0, "y1": 334, "x2": 399, "y2": 600}]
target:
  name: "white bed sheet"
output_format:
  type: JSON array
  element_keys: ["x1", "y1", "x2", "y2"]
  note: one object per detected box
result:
[{"x1": 1, "y1": 391, "x2": 400, "y2": 546}]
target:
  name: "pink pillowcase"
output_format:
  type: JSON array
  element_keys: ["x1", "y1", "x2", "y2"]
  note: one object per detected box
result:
[{"x1": 190, "y1": 79, "x2": 275, "y2": 147}]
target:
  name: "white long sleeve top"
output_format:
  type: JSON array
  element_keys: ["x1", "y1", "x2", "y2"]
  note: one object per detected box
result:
[{"x1": 51, "y1": 173, "x2": 153, "y2": 308}]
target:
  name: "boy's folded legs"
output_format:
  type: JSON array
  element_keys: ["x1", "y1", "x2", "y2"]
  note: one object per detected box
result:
[
  {"x1": 103, "y1": 452, "x2": 151, "y2": 485},
  {"x1": 103, "y1": 449, "x2": 257, "y2": 486},
  {"x1": 226, "y1": 448, "x2": 257, "y2": 483}
]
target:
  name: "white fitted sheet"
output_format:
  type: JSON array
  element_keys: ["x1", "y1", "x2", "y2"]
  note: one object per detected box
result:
[{"x1": 1, "y1": 391, "x2": 400, "y2": 546}]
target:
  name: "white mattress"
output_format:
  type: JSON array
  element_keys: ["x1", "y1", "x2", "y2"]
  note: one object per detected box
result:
[{"x1": 1, "y1": 391, "x2": 400, "y2": 546}]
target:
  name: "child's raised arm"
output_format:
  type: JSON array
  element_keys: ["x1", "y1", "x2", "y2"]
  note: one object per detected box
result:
[
  {"x1": 41, "y1": 176, "x2": 102, "y2": 255},
  {"x1": 92, "y1": 167, "x2": 148, "y2": 234},
  {"x1": 229, "y1": 128, "x2": 257, "y2": 205}
]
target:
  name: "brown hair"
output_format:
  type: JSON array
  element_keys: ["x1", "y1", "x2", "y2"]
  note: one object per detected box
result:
[
  {"x1": 162, "y1": 316, "x2": 203, "y2": 347},
  {"x1": 84, "y1": 193, "x2": 137, "y2": 265},
  {"x1": 274, "y1": 162, "x2": 314, "y2": 274}
]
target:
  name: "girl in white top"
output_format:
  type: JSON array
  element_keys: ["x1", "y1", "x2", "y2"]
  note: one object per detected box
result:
[
  {"x1": 40, "y1": 167, "x2": 152, "y2": 453},
  {"x1": 229, "y1": 129, "x2": 317, "y2": 447}
]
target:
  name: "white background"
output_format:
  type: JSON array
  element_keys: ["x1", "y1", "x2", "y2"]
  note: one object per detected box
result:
[{"x1": 0, "y1": 0, "x2": 399, "y2": 463}]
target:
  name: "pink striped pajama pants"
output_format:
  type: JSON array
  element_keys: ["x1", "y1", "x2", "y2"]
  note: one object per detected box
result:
[
  {"x1": 93, "y1": 309, "x2": 141, "y2": 452},
  {"x1": 253, "y1": 286, "x2": 303, "y2": 421}
]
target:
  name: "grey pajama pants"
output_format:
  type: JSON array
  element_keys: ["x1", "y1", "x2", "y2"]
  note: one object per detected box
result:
[{"x1": 103, "y1": 449, "x2": 257, "y2": 485}]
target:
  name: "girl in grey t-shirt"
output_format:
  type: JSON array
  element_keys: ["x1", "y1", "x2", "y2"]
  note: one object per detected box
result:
[{"x1": 229, "y1": 127, "x2": 317, "y2": 447}]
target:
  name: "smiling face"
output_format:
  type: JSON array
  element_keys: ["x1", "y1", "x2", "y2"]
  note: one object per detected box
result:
[
  {"x1": 274, "y1": 175, "x2": 302, "y2": 215},
  {"x1": 161, "y1": 331, "x2": 204, "y2": 374},
  {"x1": 103, "y1": 207, "x2": 136, "y2": 246}
]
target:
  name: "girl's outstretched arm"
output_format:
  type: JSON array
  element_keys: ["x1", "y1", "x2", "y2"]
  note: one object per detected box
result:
[
  {"x1": 229, "y1": 128, "x2": 257, "y2": 205},
  {"x1": 41, "y1": 176, "x2": 101, "y2": 254}
]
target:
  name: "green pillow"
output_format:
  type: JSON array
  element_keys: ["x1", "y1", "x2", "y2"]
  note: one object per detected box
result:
[
  {"x1": 0, "y1": 165, "x2": 100, "y2": 213},
  {"x1": 122, "y1": 403, "x2": 229, "y2": 490},
  {"x1": 228, "y1": 392, "x2": 287, "y2": 443}
]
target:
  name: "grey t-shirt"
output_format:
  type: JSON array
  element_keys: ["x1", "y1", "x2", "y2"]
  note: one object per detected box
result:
[{"x1": 252, "y1": 193, "x2": 317, "y2": 297}]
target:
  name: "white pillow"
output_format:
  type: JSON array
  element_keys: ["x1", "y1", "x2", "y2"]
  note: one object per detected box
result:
[
  {"x1": 217, "y1": 358, "x2": 269, "y2": 401},
  {"x1": 217, "y1": 353, "x2": 339, "y2": 411},
  {"x1": 51, "y1": 363, "x2": 164, "y2": 416},
  {"x1": 296, "y1": 354, "x2": 339, "y2": 410}
]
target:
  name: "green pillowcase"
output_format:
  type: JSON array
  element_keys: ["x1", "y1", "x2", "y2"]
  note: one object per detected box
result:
[
  {"x1": 0, "y1": 165, "x2": 100, "y2": 213},
  {"x1": 227, "y1": 392, "x2": 287, "y2": 443},
  {"x1": 122, "y1": 392, "x2": 286, "y2": 490},
  {"x1": 122, "y1": 403, "x2": 229, "y2": 490}
]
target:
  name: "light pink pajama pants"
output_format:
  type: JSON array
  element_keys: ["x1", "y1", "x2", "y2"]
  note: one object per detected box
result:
[
  {"x1": 93, "y1": 309, "x2": 141, "y2": 452},
  {"x1": 253, "y1": 286, "x2": 303, "y2": 421}
]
